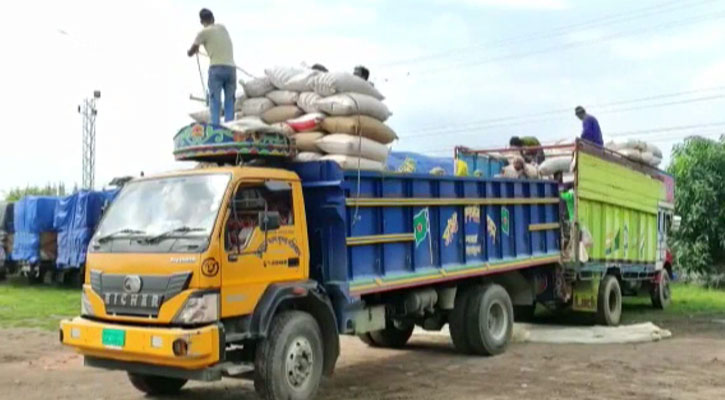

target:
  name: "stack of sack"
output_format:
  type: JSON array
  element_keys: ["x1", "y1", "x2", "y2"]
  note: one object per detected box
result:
[
  {"x1": 230, "y1": 66, "x2": 396, "y2": 171},
  {"x1": 607, "y1": 139, "x2": 662, "y2": 167}
]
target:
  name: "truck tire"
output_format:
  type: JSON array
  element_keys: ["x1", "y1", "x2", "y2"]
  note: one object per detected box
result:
[
  {"x1": 597, "y1": 275, "x2": 622, "y2": 326},
  {"x1": 465, "y1": 284, "x2": 514, "y2": 356},
  {"x1": 254, "y1": 311, "x2": 324, "y2": 400},
  {"x1": 358, "y1": 332, "x2": 376, "y2": 346},
  {"x1": 127, "y1": 373, "x2": 187, "y2": 395},
  {"x1": 651, "y1": 271, "x2": 671, "y2": 310},
  {"x1": 449, "y1": 285, "x2": 478, "y2": 354},
  {"x1": 368, "y1": 321, "x2": 414, "y2": 349}
]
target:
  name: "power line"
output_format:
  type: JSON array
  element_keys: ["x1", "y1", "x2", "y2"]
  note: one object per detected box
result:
[
  {"x1": 393, "y1": 10, "x2": 725, "y2": 78},
  {"x1": 378, "y1": 0, "x2": 715, "y2": 68},
  {"x1": 397, "y1": 88, "x2": 725, "y2": 139}
]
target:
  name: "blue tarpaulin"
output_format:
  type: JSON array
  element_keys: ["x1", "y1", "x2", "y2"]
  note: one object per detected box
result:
[
  {"x1": 55, "y1": 190, "x2": 118, "y2": 269},
  {"x1": 12, "y1": 196, "x2": 59, "y2": 263},
  {"x1": 0, "y1": 202, "x2": 14, "y2": 233}
]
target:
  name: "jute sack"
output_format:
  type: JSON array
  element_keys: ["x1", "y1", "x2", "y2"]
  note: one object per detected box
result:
[
  {"x1": 538, "y1": 157, "x2": 572, "y2": 176},
  {"x1": 315, "y1": 92, "x2": 391, "y2": 121},
  {"x1": 241, "y1": 77, "x2": 275, "y2": 97},
  {"x1": 189, "y1": 109, "x2": 210, "y2": 123},
  {"x1": 310, "y1": 72, "x2": 384, "y2": 100},
  {"x1": 321, "y1": 154, "x2": 385, "y2": 171},
  {"x1": 297, "y1": 92, "x2": 323, "y2": 113},
  {"x1": 265, "y1": 66, "x2": 318, "y2": 91},
  {"x1": 316, "y1": 134, "x2": 390, "y2": 163},
  {"x1": 287, "y1": 113, "x2": 325, "y2": 133},
  {"x1": 321, "y1": 115, "x2": 397, "y2": 144},
  {"x1": 240, "y1": 98, "x2": 274, "y2": 116},
  {"x1": 262, "y1": 105, "x2": 304, "y2": 124},
  {"x1": 293, "y1": 132, "x2": 325, "y2": 152},
  {"x1": 266, "y1": 90, "x2": 300, "y2": 105}
]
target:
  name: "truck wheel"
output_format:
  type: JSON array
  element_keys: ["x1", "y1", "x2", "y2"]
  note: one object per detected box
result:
[
  {"x1": 449, "y1": 285, "x2": 478, "y2": 354},
  {"x1": 254, "y1": 311, "x2": 324, "y2": 400},
  {"x1": 651, "y1": 271, "x2": 671, "y2": 310},
  {"x1": 358, "y1": 332, "x2": 376, "y2": 346},
  {"x1": 368, "y1": 321, "x2": 414, "y2": 349},
  {"x1": 127, "y1": 373, "x2": 187, "y2": 395},
  {"x1": 597, "y1": 275, "x2": 622, "y2": 326},
  {"x1": 465, "y1": 284, "x2": 514, "y2": 356}
]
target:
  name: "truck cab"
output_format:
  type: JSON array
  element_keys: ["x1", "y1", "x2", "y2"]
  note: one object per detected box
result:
[{"x1": 60, "y1": 166, "x2": 339, "y2": 400}]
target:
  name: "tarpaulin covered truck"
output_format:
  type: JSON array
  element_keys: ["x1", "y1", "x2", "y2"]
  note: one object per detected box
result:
[
  {"x1": 12, "y1": 196, "x2": 59, "y2": 282},
  {"x1": 59, "y1": 126, "x2": 674, "y2": 400}
]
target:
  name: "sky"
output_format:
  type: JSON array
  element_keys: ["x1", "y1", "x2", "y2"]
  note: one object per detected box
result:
[{"x1": 1, "y1": 0, "x2": 724, "y2": 194}]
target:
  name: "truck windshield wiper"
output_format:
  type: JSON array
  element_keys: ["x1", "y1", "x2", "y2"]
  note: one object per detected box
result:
[
  {"x1": 97, "y1": 228, "x2": 147, "y2": 243},
  {"x1": 143, "y1": 226, "x2": 207, "y2": 244}
]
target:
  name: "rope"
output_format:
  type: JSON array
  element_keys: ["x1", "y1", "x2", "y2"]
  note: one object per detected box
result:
[
  {"x1": 196, "y1": 54, "x2": 207, "y2": 105},
  {"x1": 345, "y1": 93, "x2": 363, "y2": 228},
  {"x1": 197, "y1": 51, "x2": 258, "y2": 79}
]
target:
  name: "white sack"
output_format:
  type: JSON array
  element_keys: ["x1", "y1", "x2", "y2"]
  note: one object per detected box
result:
[
  {"x1": 315, "y1": 92, "x2": 392, "y2": 121},
  {"x1": 297, "y1": 92, "x2": 323, "y2": 113},
  {"x1": 265, "y1": 66, "x2": 318, "y2": 91},
  {"x1": 321, "y1": 154, "x2": 385, "y2": 171},
  {"x1": 294, "y1": 152, "x2": 324, "y2": 162},
  {"x1": 310, "y1": 72, "x2": 385, "y2": 100},
  {"x1": 266, "y1": 90, "x2": 300, "y2": 105},
  {"x1": 240, "y1": 97, "x2": 274, "y2": 116},
  {"x1": 241, "y1": 77, "x2": 275, "y2": 97},
  {"x1": 189, "y1": 109, "x2": 210, "y2": 123},
  {"x1": 539, "y1": 157, "x2": 572, "y2": 176},
  {"x1": 222, "y1": 116, "x2": 268, "y2": 131},
  {"x1": 293, "y1": 132, "x2": 325, "y2": 152},
  {"x1": 316, "y1": 133, "x2": 390, "y2": 163}
]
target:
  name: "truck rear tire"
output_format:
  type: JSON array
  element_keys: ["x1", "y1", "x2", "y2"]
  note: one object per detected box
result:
[
  {"x1": 465, "y1": 284, "x2": 514, "y2": 356},
  {"x1": 651, "y1": 271, "x2": 671, "y2": 310},
  {"x1": 449, "y1": 285, "x2": 478, "y2": 354},
  {"x1": 597, "y1": 275, "x2": 622, "y2": 326},
  {"x1": 254, "y1": 311, "x2": 324, "y2": 400},
  {"x1": 127, "y1": 373, "x2": 187, "y2": 395}
]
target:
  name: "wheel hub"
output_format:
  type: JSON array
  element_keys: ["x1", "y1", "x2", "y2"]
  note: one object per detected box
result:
[
  {"x1": 487, "y1": 301, "x2": 508, "y2": 342},
  {"x1": 285, "y1": 336, "x2": 314, "y2": 389}
]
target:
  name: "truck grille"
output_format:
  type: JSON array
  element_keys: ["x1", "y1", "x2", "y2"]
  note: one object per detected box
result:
[{"x1": 89, "y1": 270, "x2": 191, "y2": 317}]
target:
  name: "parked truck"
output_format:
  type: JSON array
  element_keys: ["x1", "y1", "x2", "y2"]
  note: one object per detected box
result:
[{"x1": 59, "y1": 125, "x2": 674, "y2": 400}]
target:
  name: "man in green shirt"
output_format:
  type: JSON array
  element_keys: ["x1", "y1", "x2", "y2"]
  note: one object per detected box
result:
[
  {"x1": 187, "y1": 9, "x2": 236, "y2": 125},
  {"x1": 509, "y1": 136, "x2": 545, "y2": 164}
]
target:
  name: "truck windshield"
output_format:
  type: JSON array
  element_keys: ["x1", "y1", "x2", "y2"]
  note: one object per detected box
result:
[{"x1": 95, "y1": 174, "x2": 230, "y2": 241}]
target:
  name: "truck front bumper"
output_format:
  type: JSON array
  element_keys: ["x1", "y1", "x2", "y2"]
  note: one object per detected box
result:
[{"x1": 60, "y1": 317, "x2": 222, "y2": 371}]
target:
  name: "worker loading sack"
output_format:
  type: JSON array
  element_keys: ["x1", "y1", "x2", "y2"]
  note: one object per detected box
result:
[
  {"x1": 606, "y1": 139, "x2": 663, "y2": 167},
  {"x1": 201, "y1": 65, "x2": 396, "y2": 171}
]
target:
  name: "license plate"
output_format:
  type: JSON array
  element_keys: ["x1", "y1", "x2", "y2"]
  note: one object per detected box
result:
[{"x1": 102, "y1": 329, "x2": 126, "y2": 348}]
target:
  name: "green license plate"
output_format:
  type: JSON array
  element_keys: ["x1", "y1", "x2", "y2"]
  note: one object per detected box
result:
[{"x1": 102, "y1": 329, "x2": 126, "y2": 348}]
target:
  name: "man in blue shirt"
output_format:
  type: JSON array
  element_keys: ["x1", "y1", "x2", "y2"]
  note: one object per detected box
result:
[{"x1": 575, "y1": 106, "x2": 603, "y2": 146}]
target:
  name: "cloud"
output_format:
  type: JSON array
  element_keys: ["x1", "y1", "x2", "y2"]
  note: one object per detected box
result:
[{"x1": 437, "y1": 0, "x2": 569, "y2": 10}]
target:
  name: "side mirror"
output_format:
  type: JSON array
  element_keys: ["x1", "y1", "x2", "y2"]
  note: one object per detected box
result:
[
  {"x1": 259, "y1": 211, "x2": 281, "y2": 232},
  {"x1": 671, "y1": 215, "x2": 681, "y2": 232}
]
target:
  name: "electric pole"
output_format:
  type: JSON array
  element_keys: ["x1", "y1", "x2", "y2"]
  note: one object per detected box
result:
[{"x1": 79, "y1": 90, "x2": 101, "y2": 190}]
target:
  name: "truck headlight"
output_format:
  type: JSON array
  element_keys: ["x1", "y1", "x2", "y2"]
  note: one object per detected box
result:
[
  {"x1": 173, "y1": 292, "x2": 219, "y2": 325},
  {"x1": 81, "y1": 290, "x2": 95, "y2": 317}
]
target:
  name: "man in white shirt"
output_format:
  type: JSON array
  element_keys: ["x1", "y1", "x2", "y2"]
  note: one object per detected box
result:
[{"x1": 187, "y1": 9, "x2": 236, "y2": 125}]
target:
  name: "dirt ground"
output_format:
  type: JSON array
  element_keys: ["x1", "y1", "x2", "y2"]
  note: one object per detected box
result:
[{"x1": 1, "y1": 318, "x2": 724, "y2": 400}]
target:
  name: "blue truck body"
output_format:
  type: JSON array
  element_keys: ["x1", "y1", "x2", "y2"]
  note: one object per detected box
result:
[
  {"x1": 291, "y1": 161, "x2": 561, "y2": 327},
  {"x1": 55, "y1": 190, "x2": 119, "y2": 270}
]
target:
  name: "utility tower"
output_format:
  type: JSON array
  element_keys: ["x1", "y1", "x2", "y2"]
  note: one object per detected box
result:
[{"x1": 79, "y1": 90, "x2": 101, "y2": 190}]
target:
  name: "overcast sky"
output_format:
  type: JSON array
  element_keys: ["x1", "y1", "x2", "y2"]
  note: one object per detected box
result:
[{"x1": 1, "y1": 0, "x2": 724, "y2": 194}]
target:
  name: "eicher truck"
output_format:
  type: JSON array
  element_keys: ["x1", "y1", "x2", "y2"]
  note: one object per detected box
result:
[{"x1": 60, "y1": 125, "x2": 675, "y2": 400}]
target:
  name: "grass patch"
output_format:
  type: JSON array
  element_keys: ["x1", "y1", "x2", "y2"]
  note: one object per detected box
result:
[
  {"x1": 622, "y1": 282, "x2": 725, "y2": 324},
  {"x1": 0, "y1": 278, "x2": 79, "y2": 330}
]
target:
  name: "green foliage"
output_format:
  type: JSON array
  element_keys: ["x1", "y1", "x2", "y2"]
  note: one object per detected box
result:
[
  {"x1": 3, "y1": 183, "x2": 67, "y2": 202},
  {"x1": 667, "y1": 136, "x2": 725, "y2": 277}
]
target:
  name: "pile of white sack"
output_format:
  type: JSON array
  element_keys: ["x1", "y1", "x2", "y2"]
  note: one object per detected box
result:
[
  {"x1": 607, "y1": 139, "x2": 662, "y2": 167},
  {"x1": 192, "y1": 65, "x2": 396, "y2": 171}
]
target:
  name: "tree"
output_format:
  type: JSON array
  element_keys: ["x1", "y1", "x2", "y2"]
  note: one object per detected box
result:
[
  {"x1": 3, "y1": 183, "x2": 67, "y2": 202},
  {"x1": 667, "y1": 135, "x2": 725, "y2": 280}
]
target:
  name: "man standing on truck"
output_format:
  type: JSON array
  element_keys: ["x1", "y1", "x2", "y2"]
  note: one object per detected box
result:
[
  {"x1": 509, "y1": 136, "x2": 545, "y2": 164},
  {"x1": 575, "y1": 106, "x2": 603, "y2": 146},
  {"x1": 187, "y1": 9, "x2": 236, "y2": 126}
]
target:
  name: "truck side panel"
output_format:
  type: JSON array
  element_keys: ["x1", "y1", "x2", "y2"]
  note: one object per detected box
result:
[{"x1": 576, "y1": 151, "x2": 665, "y2": 266}]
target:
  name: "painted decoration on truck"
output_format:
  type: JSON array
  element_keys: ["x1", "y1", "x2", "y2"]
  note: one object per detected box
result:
[
  {"x1": 486, "y1": 214, "x2": 497, "y2": 243},
  {"x1": 413, "y1": 208, "x2": 430, "y2": 247},
  {"x1": 501, "y1": 207, "x2": 510, "y2": 236},
  {"x1": 464, "y1": 206, "x2": 480, "y2": 223},
  {"x1": 173, "y1": 123, "x2": 295, "y2": 162},
  {"x1": 605, "y1": 229, "x2": 621, "y2": 256},
  {"x1": 465, "y1": 234, "x2": 481, "y2": 256},
  {"x1": 442, "y1": 212, "x2": 458, "y2": 246}
]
